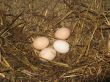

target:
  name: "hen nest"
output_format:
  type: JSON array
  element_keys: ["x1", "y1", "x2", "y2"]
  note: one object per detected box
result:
[{"x1": 0, "y1": 0, "x2": 110, "y2": 82}]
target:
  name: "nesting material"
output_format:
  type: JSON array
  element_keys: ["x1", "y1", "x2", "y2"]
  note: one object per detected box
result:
[
  {"x1": 108, "y1": 38, "x2": 110, "y2": 53},
  {"x1": 32, "y1": 37, "x2": 49, "y2": 50},
  {"x1": 39, "y1": 47, "x2": 56, "y2": 61},
  {"x1": 53, "y1": 40, "x2": 70, "y2": 53},
  {"x1": 55, "y1": 27, "x2": 70, "y2": 40}
]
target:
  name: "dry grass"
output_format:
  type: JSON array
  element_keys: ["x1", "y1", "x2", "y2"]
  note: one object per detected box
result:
[{"x1": 0, "y1": 0, "x2": 110, "y2": 82}]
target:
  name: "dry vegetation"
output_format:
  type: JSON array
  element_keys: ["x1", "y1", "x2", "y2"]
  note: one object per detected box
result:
[{"x1": 0, "y1": 0, "x2": 110, "y2": 82}]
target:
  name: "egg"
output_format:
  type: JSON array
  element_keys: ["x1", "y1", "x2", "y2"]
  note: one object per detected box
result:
[
  {"x1": 55, "y1": 27, "x2": 70, "y2": 40},
  {"x1": 32, "y1": 37, "x2": 49, "y2": 50},
  {"x1": 53, "y1": 40, "x2": 70, "y2": 53},
  {"x1": 39, "y1": 47, "x2": 56, "y2": 61}
]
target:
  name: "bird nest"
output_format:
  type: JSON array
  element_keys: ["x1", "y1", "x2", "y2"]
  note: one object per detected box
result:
[{"x1": 0, "y1": 0, "x2": 110, "y2": 82}]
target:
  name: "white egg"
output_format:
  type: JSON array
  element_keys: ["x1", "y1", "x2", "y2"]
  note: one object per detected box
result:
[
  {"x1": 39, "y1": 47, "x2": 56, "y2": 61},
  {"x1": 53, "y1": 40, "x2": 70, "y2": 53},
  {"x1": 32, "y1": 37, "x2": 49, "y2": 50},
  {"x1": 55, "y1": 27, "x2": 70, "y2": 40}
]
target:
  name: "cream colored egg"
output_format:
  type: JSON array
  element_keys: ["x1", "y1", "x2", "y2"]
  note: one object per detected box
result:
[
  {"x1": 55, "y1": 27, "x2": 70, "y2": 40},
  {"x1": 39, "y1": 47, "x2": 56, "y2": 61},
  {"x1": 32, "y1": 37, "x2": 49, "y2": 50},
  {"x1": 53, "y1": 40, "x2": 70, "y2": 53}
]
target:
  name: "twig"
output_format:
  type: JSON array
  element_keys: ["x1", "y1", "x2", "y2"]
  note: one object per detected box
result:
[
  {"x1": 54, "y1": 10, "x2": 73, "y2": 26},
  {"x1": 0, "y1": 11, "x2": 24, "y2": 37}
]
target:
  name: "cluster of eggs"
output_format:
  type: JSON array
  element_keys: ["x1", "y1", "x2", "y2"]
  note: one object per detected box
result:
[{"x1": 32, "y1": 27, "x2": 70, "y2": 61}]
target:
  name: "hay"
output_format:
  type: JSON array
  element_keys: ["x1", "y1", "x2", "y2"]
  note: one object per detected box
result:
[{"x1": 0, "y1": 0, "x2": 110, "y2": 82}]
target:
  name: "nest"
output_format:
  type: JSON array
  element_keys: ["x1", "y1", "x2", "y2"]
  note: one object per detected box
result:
[{"x1": 0, "y1": 0, "x2": 110, "y2": 82}]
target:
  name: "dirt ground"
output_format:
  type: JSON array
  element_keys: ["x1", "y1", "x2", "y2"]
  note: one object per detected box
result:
[{"x1": 0, "y1": 0, "x2": 110, "y2": 82}]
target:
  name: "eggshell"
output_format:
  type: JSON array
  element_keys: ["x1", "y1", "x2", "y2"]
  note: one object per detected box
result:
[
  {"x1": 55, "y1": 27, "x2": 70, "y2": 40},
  {"x1": 39, "y1": 47, "x2": 56, "y2": 61},
  {"x1": 32, "y1": 37, "x2": 49, "y2": 50},
  {"x1": 53, "y1": 40, "x2": 70, "y2": 53}
]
